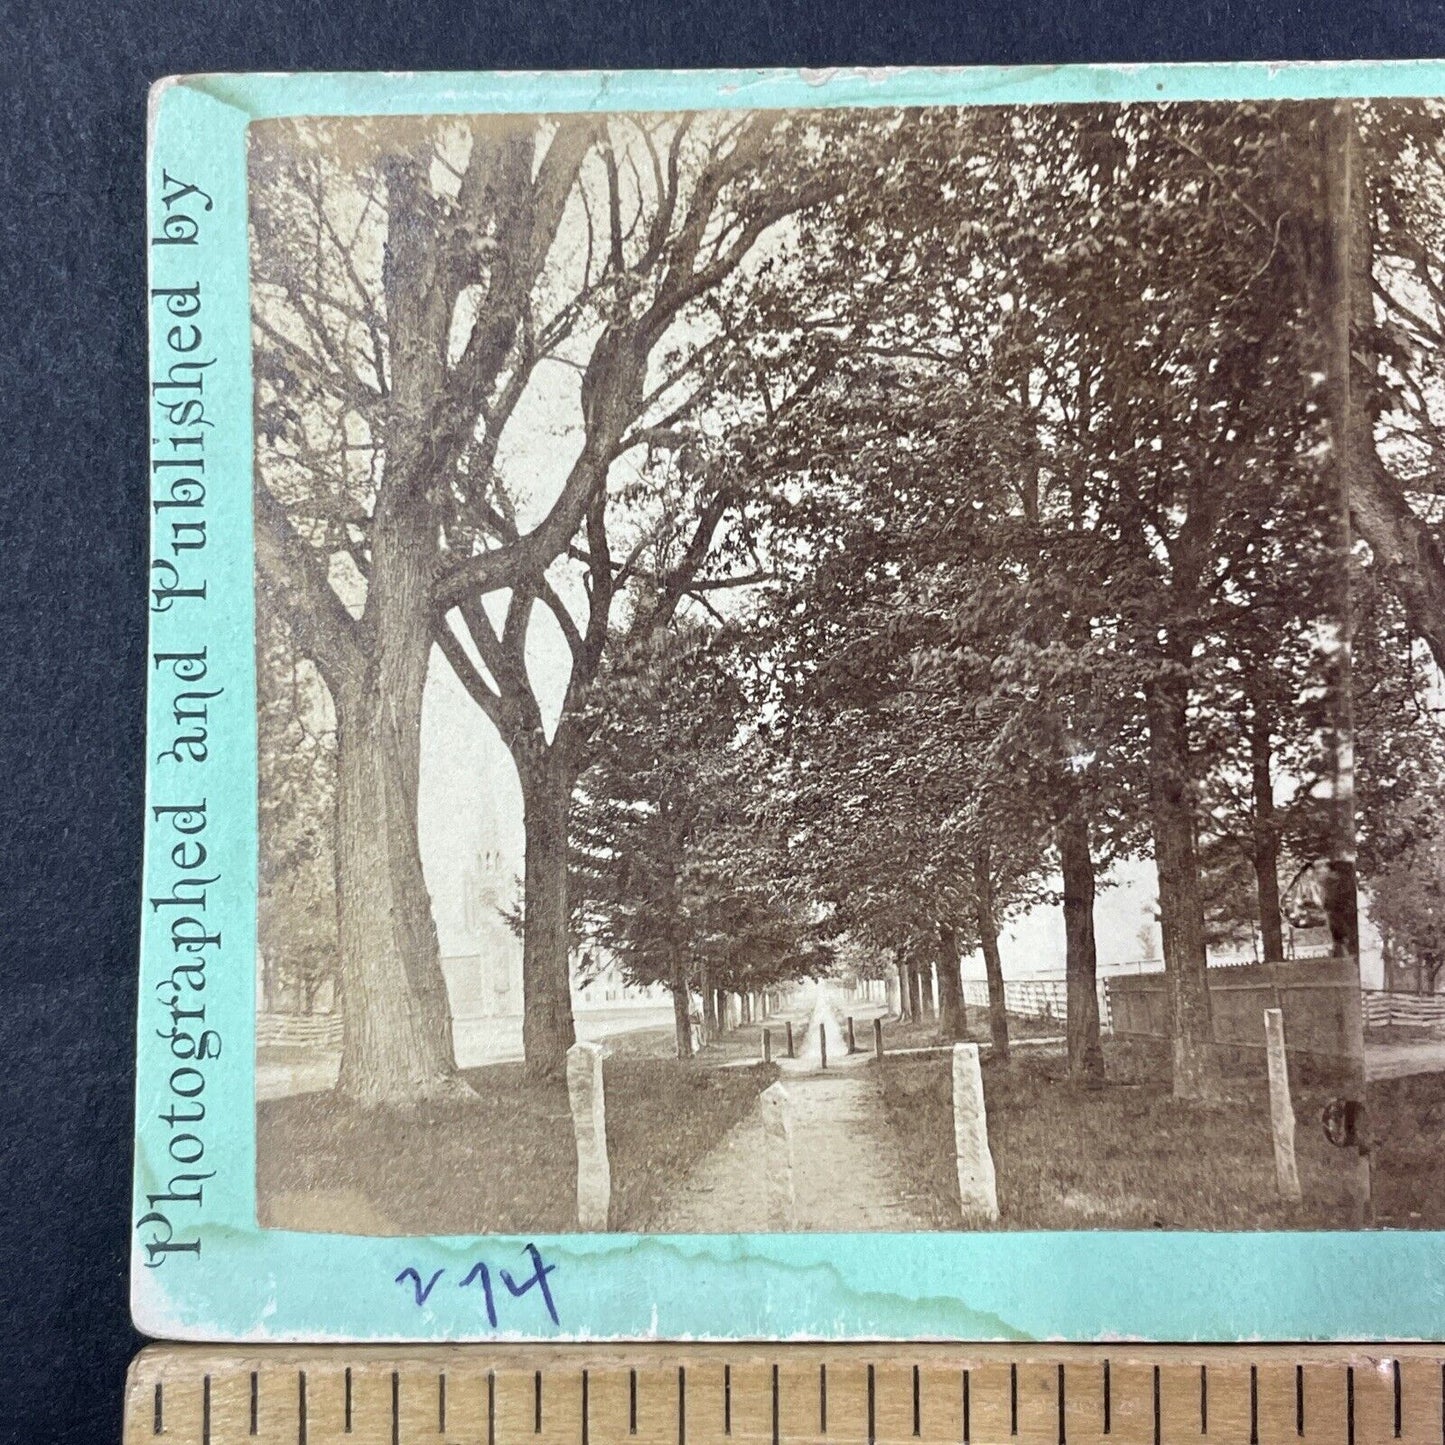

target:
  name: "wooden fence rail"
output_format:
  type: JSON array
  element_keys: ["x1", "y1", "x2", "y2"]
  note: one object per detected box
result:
[{"x1": 1363, "y1": 988, "x2": 1445, "y2": 1035}]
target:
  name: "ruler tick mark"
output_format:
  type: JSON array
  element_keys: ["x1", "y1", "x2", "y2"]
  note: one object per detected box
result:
[{"x1": 128, "y1": 1348, "x2": 1445, "y2": 1445}]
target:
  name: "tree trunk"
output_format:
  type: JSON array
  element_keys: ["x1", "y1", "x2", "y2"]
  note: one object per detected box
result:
[
  {"x1": 517, "y1": 756, "x2": 578, "y2": 1080},
  {"x1": 896, "y1": 956, "x2": 911, "y2": 1019},
  {"x1": 936, "y1": 923, "x2": 969, "y2": 1043},
  {"x1": 1249, "y1": 701, "x2": 1286, "y2": 962},
  {"x1": 906, "y1": 958, "x2": 924, "y2": 1023},
  {"x1": 1057, "y1": 810, "x2": 1104, "y2": 1083},
  {"x1": 1322, "y1": 99, "x2": 1363, "y2": 969},
  {"x1": 1349, "y1": 450, "x2": 1445, "y2": 673},
  {"x1": 1314, "y1": 104, "x2": 1445, "y2": 674},
  {"x1": 701, "y1": 962, "x2": 718, "y2": 1040},
  {"x1": 973, "y1": 849, "x2": 1011, "y2": 1062},
  {"x1": 1145, "y1": 662, "x2": 1219, "y2": 1102},
  {"x1": 917, "y1": 958, "x2": 935, "y2": 1021},
  {"x1": 333, "y1": 660, "x2": 462, "y2": 1107},
  {"x1": 1321, "y1": 100, "x2": 1372, "y2": 1225},
  {"x1": 671, "y1": 959, "x2": 694, "y2": 1060}
]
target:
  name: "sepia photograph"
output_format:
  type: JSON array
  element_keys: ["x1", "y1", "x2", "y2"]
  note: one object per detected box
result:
[{"x1": 249, "y1": 98, "x2": 1445, "y2": 1236}]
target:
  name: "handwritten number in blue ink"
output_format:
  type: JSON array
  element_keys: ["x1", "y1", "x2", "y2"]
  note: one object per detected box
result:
[
  {"x1": 397, "y1": 1247, "x2": 557, "y2": 1326},
  {"x1": 500, "y1": 1244, "x2": 560, "y2": 1326},
  {"x1": 395, "y1": 1267, "x2": 446, "y2": 1307},
  {"x1": 457, "y1": 1261, "x2": 499, "y2": 1327}
]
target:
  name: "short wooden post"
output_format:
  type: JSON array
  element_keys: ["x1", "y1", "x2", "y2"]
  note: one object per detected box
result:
[
  {"x1": 1264, "y1": 1008, "x2": 1302, "y2": 1202},
  {"x1": 759, "y1": 1082, "x2": 797, "y2": 1228},
  {"x1": 819, "y1": 1023, "x2": 828, "y2": 1070},
  {"x1": 952, "y1": 1043, "x2": 1000, "y2": 1225},
  {"x1": 873, "y1": 1017, "x2": 884, "y2": 1062},
  {"x1": 786, "y1": 1020, "x2": 794, "y2": 1058},
  {"x1": 762, "y1": 1027, "x2": 772, "y2": 1064},
  {"x1": 566, "y1": 1041, "x2": 611, "y2": 1229},
  {"x1": 847, "y1": 1016, "x2": 857, "y2": 1054}
]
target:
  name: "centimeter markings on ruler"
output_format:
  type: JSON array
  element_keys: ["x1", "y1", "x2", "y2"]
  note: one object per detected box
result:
[{"x1": 126, "y1": 1345, "x2": 1445, "y2": 1445}]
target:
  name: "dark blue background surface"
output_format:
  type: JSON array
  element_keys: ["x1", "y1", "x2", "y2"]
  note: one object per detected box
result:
[{"x1": 2, "y1": 3, "x2": 1443, "y2": 1440}]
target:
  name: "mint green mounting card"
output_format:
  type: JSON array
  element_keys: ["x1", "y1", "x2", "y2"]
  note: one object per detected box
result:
[{"x1": 138, "y1": 63, "x2": 1445, "y2": 1343}]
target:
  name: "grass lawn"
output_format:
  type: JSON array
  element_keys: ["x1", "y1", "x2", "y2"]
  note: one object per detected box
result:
[
  {"x1": 257, "y1": 1055, "x2": 777, "y2": 1235},
  {"x1": 1367, "y1": 1024, "x2": 1443, "y2": 1044},
  {"x1": 1369, "y1": 1070, "x2": 1445, "y2": 1228},
  {"x1": 601, "y1": 1021, "x2": 784, "y2": 1067},
  {"x1": 876, "y1": 1010, "x2": 1064, "y2": 1055},
  {"x1": 878, "y1": 1041, "x2": 1366, "y2": 1230}
]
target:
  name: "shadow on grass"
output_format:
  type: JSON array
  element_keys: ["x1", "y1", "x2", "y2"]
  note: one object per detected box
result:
[
  {"x1": 601, "y1": 1023, "x2": 783, "y2": 1067},
  {"x1": 875, "y1": 1012, "x2": 1065, "y2": 1054},
  {"x1": 879, "y1": 1041, "x2": 1369, "y2": 1230},
  {"x1": 1370, "y1": 1070, "x2": 1445, "y2": 1227},
  {"x1": 257, "y1": 1056, "x2": 777, "y2": 1235}
]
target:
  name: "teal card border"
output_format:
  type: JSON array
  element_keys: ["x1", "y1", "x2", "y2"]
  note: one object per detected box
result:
[{"x1": 138, "y1": 62, "x2": 1445, "y2": 1344}]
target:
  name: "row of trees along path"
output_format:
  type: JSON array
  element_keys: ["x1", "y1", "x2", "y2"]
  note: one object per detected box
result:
[
  {"x1": 647, "y1": 986, "x2": 933, "y2": 1232},
  {"x1": 253, "y1": 113, "x2": 855, "y2": 1100},
  {"x1": 251, "y1": 102, "x2": 1445, "y2": 1112}
]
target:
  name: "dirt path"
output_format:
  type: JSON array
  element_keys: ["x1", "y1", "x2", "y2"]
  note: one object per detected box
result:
[
  {"x1": 646, "y1": 987, "x2": 933, "y2": 1232},
  {"x1": 1365, "y1": 1038, "x2": 1445, "y2": 1081}
]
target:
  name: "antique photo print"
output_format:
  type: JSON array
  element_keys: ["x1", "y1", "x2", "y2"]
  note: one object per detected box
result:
[{"x1": 249, "y1": 98, "x2": 1445, "y2": 1236}]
